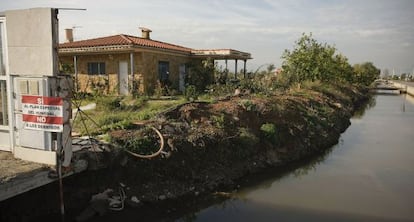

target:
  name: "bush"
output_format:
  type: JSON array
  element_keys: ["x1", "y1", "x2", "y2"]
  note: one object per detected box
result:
[
  {"x1": 122, "y1": 127, "x2": 161, "y2": 155},
  {"x1": 260, "y1": 123, "x2": 277, "y2": 143},
  {"x1": 120, "y1": 96, "x2": 147, "y2": 110},
  {"x1": 238, "y1": 99, "x2": 256, "y2": 111},
  {"x1": 238, "y1": 127, "x2": 259, "y2": 147},
  {"x1": 185, "y1": 85, "x2": 198, "y2": 101},
  {"x1": 206, "y1": 83, "x2": 237, "y2": 97},
  {"x1": 96, "y1": 96, "x2": 123, "y2": 111},
  {"x1": 210, "y1": 114, "x2": 225, "y2": 129}
]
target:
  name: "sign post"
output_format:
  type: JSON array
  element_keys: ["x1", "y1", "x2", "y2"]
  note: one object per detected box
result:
[{"x1": 21, "y1": 95, "x2": 63, "y2": 132}]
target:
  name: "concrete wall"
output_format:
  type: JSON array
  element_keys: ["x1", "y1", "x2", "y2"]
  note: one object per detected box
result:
[
  {"x1": 6, "y1": 8, "x2": 58, "y2": 76},
  {"x1": 392, "y1": 81, "x2": 414, "y2": 97}
]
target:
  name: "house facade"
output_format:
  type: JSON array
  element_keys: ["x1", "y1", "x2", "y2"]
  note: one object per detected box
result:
[{"x1": 59, "y1": 28, "x2": 251, "y2": 95}]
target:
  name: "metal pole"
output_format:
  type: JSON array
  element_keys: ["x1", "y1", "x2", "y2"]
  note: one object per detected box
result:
[
  {"x1": 53, "y1": 78, "x2": 65, "y2": 222},
  {"x1": 57, "y1": 134, "x2": 65, "y2": 222}
]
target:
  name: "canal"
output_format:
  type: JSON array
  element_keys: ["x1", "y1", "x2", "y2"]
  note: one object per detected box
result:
[{"x1": 175, "y1": 93, "x2": 414, "y2": 222}]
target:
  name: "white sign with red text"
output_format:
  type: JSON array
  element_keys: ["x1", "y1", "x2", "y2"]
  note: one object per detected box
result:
[{"x1": 22, "y1": 95, "x2": 63, "y2": 132}]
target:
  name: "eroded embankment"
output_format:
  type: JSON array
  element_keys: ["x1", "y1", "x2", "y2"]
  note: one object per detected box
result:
[
  {"x1": 0, "y1": 84, "x2": 370, "y2": 221},
  {"x1": 105, "y1": 84, "x2": 369, "y2": 203}
]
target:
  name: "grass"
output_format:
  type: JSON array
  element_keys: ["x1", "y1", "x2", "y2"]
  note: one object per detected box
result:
[{"x1": 72, "y1": 96, "x2": 186, "y2": 136}]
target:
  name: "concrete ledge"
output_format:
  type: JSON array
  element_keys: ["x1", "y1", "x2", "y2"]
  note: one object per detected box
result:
[
  {"x1": 14, "y1": 146, "x2": 57, "y2": 165},
  {"x1": 0, "y1": 151, "x2": 88, "y2": 202},
  {"x1": 391, "y1": 81, "x2": 414, "y2": 97},
  {"x1": 0, "y1": 170, "x2": 57, "y2": 201}
]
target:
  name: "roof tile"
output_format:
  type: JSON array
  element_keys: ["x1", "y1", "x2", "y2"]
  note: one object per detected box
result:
[{"x1": 59, "y1": 34, "x2": 192, "y2": 53}]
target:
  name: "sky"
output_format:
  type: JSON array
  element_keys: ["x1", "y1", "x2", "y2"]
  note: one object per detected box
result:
[{"x1": 1, "y1": 0, "x2": 413, "y2": 74}]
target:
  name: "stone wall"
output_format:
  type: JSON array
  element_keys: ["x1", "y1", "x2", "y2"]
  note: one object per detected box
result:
[
  {"x1": 138, "y1": 51, "x2": 191, "y2": 94},
  {"x1": 59, "y1": 50, "x2": 194, "y2": 95}
]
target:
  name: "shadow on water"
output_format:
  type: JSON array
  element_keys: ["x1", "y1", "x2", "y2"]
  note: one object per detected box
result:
[
  {"x1": 172, "y1": 133, "x2": 354, "y2": 222},
  {"x1": 353, "y1": 95, "x2": 376, "y2": 119},
  {"x1": 85, "y1": 123, "x2": 351, "y2": 222},
  {"x1": 175, "y1": 94, "x2": 414, "y2": 222},
  {"x1": 177, "y1": 199, "x2": 413, "y2": 222}
]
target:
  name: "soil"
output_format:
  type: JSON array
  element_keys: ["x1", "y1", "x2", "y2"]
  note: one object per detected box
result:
[
  {"x1": 0, "y1": 84, "x2": 370, "y2": 222},
  {"x1": 0, "y1": 152, "x2": 49, "y2": 183}
]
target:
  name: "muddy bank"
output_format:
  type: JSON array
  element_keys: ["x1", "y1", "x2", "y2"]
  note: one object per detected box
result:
[{"x1": 0, "y1": 84, "x2": 370, "y2": 221}]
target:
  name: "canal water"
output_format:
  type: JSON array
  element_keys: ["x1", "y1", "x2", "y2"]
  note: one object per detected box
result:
[{"x1": 176, "y1": 93, "x2": 414, "y2": 222}]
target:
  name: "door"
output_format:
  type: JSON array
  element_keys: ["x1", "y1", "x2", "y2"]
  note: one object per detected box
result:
[
  {"x1": 179, "y1": 64, "x2": 186, "y2": 93},
  {"x1": 13, "y1": 77, "x2": 52, "y2": 150},
  {"x1": 0, "y1": 19, "x2": 10, "y2": 151},
  {"x1": 158, "y1": 61, "x2": 170, "y2": 85},
  {"x1": 119, "y1": 61, "x2": 128, "y2": 95}
]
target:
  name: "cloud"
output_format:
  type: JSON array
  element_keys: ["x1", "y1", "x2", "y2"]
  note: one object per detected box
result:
[{"x1": 1, "y1": 0, "x2": 413, "y2": 72}]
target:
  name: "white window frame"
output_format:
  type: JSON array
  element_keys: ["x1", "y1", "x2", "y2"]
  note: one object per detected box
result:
[
  {"x1": 0, "y1": 17, "x2": 10, "y2": 131},
  {"x1": 0, "y1": 16, "x2": 14, "y2": 151}
]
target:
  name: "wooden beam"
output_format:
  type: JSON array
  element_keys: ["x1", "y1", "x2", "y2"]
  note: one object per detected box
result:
[
  {"x1": 235, "y1": 59, "x2": 238, "y2": 79},
  {"x1": 243, "y1": 59, "x2": 247, "y2": 79}
]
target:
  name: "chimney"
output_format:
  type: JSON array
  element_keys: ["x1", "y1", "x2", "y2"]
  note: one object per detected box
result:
[
  {"x1": 139, "y1": 27, "x2": 152, "y2": 39},
  {"x1": 65, "y1": 28, "x2": 74, "y2": 43}
]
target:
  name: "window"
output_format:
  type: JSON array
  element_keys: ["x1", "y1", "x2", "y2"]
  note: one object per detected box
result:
[
  {"x1": 0, "y1": 80, "x2": 7, "y2": 126},
  {"x1": 87, "y1": 62, "x2": 106, "y2": 75},
  {"x1": 0, "y1": 21, "x2": 7, "y2": 126},
  {"x1": 158, "y1": 61, "x2": 170, "y2": 85},
  {"x1": 0, "y1": 21, "x2": 5, "y2": 76}
]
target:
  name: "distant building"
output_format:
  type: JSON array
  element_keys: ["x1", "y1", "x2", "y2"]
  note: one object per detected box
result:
[{"x1": 58, "y1": 28, "x2": 251, "y2": 95}]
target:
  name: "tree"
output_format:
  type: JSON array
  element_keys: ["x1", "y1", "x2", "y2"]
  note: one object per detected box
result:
[
  {"x1": 400, "y1": 73, "x2": 408, "y2": 81},
  {"x1": 280, "y1": 33, "x2": 352, "y2": 85},
  {"x1": 352, "y1": 62, "x2": 380, "y2": 86},
  {"x1": 266, "y1": 64, "x2": 276, "y2": 74},
  {"x1": 186, "y1": 58, "x2": 216, "y2": 91}
]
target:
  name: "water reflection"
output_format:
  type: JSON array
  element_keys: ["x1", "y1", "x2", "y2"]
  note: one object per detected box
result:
[
  {"x1": 353, "y1": 95, "x2": 376, "y2": 119},
  {"x1": 177, "y1": 94, "x2": 414, "y2": 222},
  {"x1": 179, "y1": 199, "x2": 413, "y2": 222}
]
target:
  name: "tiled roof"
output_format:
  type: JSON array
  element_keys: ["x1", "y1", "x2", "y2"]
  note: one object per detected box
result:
[{"x1": 59, "y1": 34, "x2": 193, "y2": 53}]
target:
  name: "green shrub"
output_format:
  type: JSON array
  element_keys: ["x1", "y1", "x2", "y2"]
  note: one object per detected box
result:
[
  {"x1": 239, "y1": 99, "x2": 256, "y2": 111},
  {"x1": 120, "y1": 96, "x2": 147, "y2": 110},
  {"x1": 260, "y1": 123, "x2": 277, "y2": 143},
  {"x1": 96, "y1": 96, "x2": 123, "y2": 111},
  {"x1": 122, "y1": 128, "x2": 161, "y2": 155},
  {"x1": 185, "y1": 85, "x2": 198, "y2": 101},
  {"x1": 238, "y1": 127, "x2": 259, "y2": 147},
  {"x1": 206, "y1": 83, "x2": 236, "y2": 97},
  {"x1": 211, "y1": 114, "x2": 225, "y2": 129}
]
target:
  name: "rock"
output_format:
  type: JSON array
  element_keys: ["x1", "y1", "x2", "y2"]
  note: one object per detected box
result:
[
  {"x1": 163, "y1": 125, "x2": 176, "y2": 134},
  {"x1": 158, "y1": 195, "x2": 166, "y2": 201},
  {"x1": 125, "y1": 196, "x2": 141, "y2": 208},
  {"x1": 333, "y1": 102, "x2": 342, "y2": 108},
  {"x1": 234, "y1": 89, "x2": 241, "y2": 96},
  {"x1": 73, "y1": 159, "x2": 88, "y2": 172},
  {"x1": 131, "y1": 196, "x2": 140, "y2": 203}
]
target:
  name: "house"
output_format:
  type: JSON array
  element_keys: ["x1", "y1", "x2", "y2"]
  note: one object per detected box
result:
[{"x1": 58, "y1": 28, "x2": 252, "y2": 95}]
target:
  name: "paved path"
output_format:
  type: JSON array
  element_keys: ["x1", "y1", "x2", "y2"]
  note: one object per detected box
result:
[
  {"x1": 72, "y1": 103, "x2": 96, "y2": 116},
  {"x1": 393, "y1": 80, "x2": 414, "y2": 87}
]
